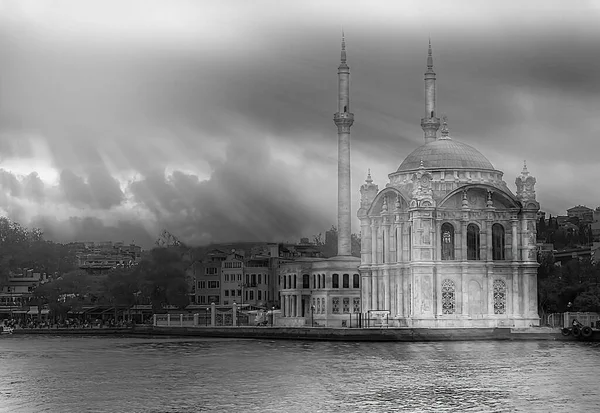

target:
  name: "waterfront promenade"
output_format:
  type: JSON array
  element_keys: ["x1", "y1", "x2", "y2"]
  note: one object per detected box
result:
[{"x1": 12, "y1": 324, "x2": 600, "y2": 342}]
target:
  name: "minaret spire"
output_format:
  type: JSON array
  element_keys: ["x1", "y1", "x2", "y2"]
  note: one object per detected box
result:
[
  {"x1": 421, "y1": 39, "x2": 440, "y2": 144},
  {"x1": 334, "y1": 33, "x2": 354, "y2": 256},
  {"x1": 341, "y1": 29, "x2": 346, "y2": 64}
]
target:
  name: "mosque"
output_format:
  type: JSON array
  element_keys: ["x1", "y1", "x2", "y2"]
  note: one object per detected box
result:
[{"x1": 277, "y1": 37, "x2": 540, "y2": 328}]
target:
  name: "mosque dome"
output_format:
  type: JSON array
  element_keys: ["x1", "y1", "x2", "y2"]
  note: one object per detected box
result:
[{"x1": 396, "y1": 138, "x2": 496, "y2": 172}]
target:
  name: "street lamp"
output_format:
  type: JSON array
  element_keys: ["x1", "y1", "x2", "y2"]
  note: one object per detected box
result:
[
  {"x1": 271, "y1": 306, "x2": 275, "y2": 327},
  {"x1": 205, "y1": 308, "x2": 209, "y2": 326},
  {"x1": 311, "y1": 305, "x2": 315, "y2": 327}
]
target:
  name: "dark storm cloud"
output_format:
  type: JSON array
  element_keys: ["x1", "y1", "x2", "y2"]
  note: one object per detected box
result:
[
  {"x1": 0, "y1": 1, "x2": 599, "y2": 245},
  {"x1": 0, "y1": 169, "x2": 22, "y2": 197},
  {"x1": 22, "y1": 172, "x2": 45, "y2": 202},
  {"x1": 59, "y1": 168, "x2": 123, "y2": 209},
  {"x1": 129, "y1": 138, "x2": 331, "y2": 246},
  {"x1": 31, "y1": 215, "x2": 155, "y2": 247}
]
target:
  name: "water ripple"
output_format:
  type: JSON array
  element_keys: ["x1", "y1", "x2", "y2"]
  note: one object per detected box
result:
[{"x1": 0, "y1": 336, "x2": 599, "y2": 412}]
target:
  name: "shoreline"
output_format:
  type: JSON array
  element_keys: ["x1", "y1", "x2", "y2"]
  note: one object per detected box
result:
[{"x1": 10, "y1": 325, "x2": 599, "y2": 342}]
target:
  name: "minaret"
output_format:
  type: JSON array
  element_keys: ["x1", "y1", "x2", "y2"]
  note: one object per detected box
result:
[
  {"x1": 420, "y1": 39, "x2": 440, "y2": 144},
  {"x1": 333, "y1": 33, "x2": 354, "y2": 256}
]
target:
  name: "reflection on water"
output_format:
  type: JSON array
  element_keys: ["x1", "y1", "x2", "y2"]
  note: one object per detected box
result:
[{"x1": 0, "y1": 335, "x2": 599, "y2": 412}]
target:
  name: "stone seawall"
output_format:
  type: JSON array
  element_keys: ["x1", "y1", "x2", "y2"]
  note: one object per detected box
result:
[
  {"x1": 12, "y1": 328, "x2": 134, "y2": 335},
  {"x1": 12, "y1": 326, "x2": 598, "y2": 342},
  {"x1": 132, "y1": 326, "x2": 592, "y2": 342}
]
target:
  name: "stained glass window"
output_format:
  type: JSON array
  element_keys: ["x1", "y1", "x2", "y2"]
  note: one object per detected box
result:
[
  {"x1": 493, "y1": 279, "x2": 507, "y2": 314},
  {"x1": 492, "y1": 224, "x2": 505, "y2": 260},
  {"x1": 441, "y1": 279, "x2": 456, "y2": 314},
  {"x1": 441, "y1": 223, "x2": 455, "y2": 260}
]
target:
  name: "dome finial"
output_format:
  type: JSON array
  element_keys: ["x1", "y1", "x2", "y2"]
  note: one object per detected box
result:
[
  {"x1": 366, "y1": 169, "x2": 372, "y2": 184},
  {"x1": 522, "y1": 160, "x2": 529, "y2": 176},
  {"x1": 440, "y1": 114, "x2": 451, "y2": 139}
]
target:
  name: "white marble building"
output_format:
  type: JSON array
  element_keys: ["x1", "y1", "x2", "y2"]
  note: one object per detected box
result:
[
  {"x1": 278, "y1": 37, "x2": 540, "y2": 328},
  {"x1": 359, "y1": 42, "x2": 540, "y2": 328}
]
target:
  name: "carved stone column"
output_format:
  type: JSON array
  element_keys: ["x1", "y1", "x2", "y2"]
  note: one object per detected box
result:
[{"x1": 512, "y1": 219, "x2": 519, "y2": 261}]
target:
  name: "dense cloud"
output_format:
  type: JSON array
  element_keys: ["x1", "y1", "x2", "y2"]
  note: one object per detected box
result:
[{"x1": 0, "y1": 0, "x2": 598, "y2": 248}]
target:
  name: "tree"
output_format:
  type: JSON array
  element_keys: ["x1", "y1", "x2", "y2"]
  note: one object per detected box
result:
[
  {"x1": 537, "y1": 216, "x2": 547, "y2": 241},
  {"x1": 32, "y1": 270, "x2": 94, "y2": 322},
  {"x1": 316, "y1": 225, "x2": 361, "y2": 258},
  {"x1": 135, "y1": 248, "x2": 190, "y2": 313}
]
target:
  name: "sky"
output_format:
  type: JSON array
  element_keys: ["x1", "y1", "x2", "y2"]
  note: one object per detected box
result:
[{"x1": 0, "y1": 0, "x2": 599, "y2": 249}]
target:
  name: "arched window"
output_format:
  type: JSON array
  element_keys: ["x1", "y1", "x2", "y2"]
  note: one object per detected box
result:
[
  {"x1": 492, "y1": 224, "x2": 505, "y2": 260},
  {"x1": 493, "y1": 280, "x2": 507, "y2": 314},
  {"x1": 302, "y1": 274, "x2": 310, "y2": 289},
  {"x1": 467, "y1": 224, "x2": 481, "y2": 260},
  {"x1": 441, "y1": 279, "x2": 456, "y2": 314},
  {"x1": 293, "y1": 274, "x2": 297, "y2": 289},
  {"x1": 353, "y1": 274, "x2": 360, "y2": 289},
  {"x1": 395, "y1": 228, "x2": 399, "y2": 262},
  {"x1": 332, "y1": 274, "x2": 339, "y2": 288},
  {"x1": 343, "y1": 274, "x2": 349, "y2": 288},
  {"x1": 441, "y1": 223, "x2": 455, "y2": 260}
]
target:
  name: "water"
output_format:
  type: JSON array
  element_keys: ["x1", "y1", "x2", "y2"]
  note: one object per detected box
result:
[{"x1": 1, "y1": 335, "x2": 599, "y2": 412}]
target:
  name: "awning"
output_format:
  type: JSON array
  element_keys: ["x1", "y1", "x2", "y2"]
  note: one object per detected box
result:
[{"x1": 27, "y1": 309, "x2": 50, "y2": 315}]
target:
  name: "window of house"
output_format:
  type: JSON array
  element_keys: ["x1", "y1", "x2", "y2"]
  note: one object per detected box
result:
[
  {"x1": 492, "y1": 223, "x2": 506, "y2": 260},
  {"x1": 332, "y1": 297, "x2": 340, "y2": 314},
  {"x1": 343, "y1": 274, "x2": 349, "y2": 288},
  {"x1": 258, "y1": 274, "x2": 262, "y2": 284},
  {"x1": 353, "y1": 274, "x2": 360, "y2": 289},
  {"x1": 205, "y1": 267, "x2": 217, "y2": 275},
  {"x1": 408, "y1": 225, "x2": 412, "y2": 261},
  {"x1": 237, "y1": 289, "x2": 241, "y2": 296},
  {"x1": 208, "y1": 281, "x2": 220, "y2": 289},
  {"x1": 332, "y1": 274, "x2": 339, "y2": 288},
  {"x1": 258, "y1": 290, "x2": 262, "y2": 301},
  {"x1": 200, "y1": 296, "x2": 206, "y2": 304},
  {"x1": 343, "y1": 297, "x2": 350, "y2": 313},
  {"x1": 353, "y1": 298, "x2": 360, "y2": 313},
  {"x1": 200, "y1": 281, "x2": 206, "y2": 289},
  {"x1": 225, "y1": 274, "x2": 229, "y2": 282},
  {"x1": 441, "y1": 223, "x2": 455, "y2": 260},
  {"x1": 467, "y1": 223, "x2": 481, "y2": 260},
  {"x1": 251, "y1": 274, "x2": 256, "y2": 285},
  {"x1": 249, "y1": 291, "x2": 254, "y2": 300},
  {"x1": 303, "y1": 274, "x2": 310, "y2": 289},
  {"x1": 225, "y1": 290, "x2": 229, "y2": 296}
]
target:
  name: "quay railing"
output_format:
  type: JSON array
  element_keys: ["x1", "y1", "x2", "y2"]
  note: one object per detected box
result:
[{"x1": 545, "y1": 312, "x2": 600, "y2": 329}]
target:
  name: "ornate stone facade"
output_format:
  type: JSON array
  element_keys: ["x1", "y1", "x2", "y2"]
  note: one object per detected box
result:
[
  {"x1": 358, "y1": 44, "x2": 540, "y2": 328},
  {"x1": 279, "y1": 38, "x2": 540, "y2": 329}
]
